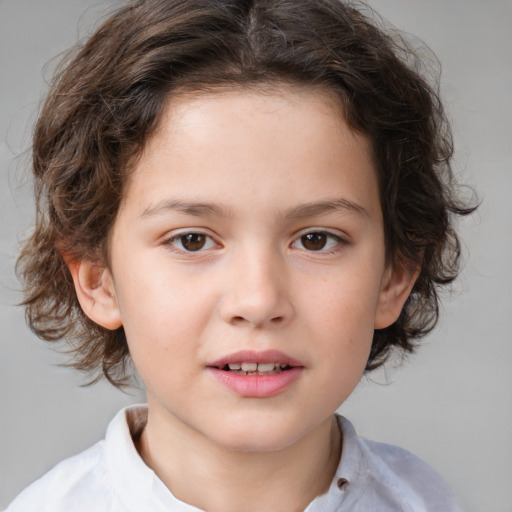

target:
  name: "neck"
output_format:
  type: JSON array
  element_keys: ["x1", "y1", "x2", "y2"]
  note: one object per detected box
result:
[{"x1": 136, "y1": 404, "x2": 342, "y2": 512}]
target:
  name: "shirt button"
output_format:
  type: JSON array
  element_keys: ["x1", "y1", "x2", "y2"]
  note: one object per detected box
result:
[{"x1": 337, "y1": 478, "x2": 349, "y2": 490}]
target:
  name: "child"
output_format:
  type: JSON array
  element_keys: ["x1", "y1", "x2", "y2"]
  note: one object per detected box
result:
[{"x1": 7, "y1": 0, "x2": 474, "y2": 510}]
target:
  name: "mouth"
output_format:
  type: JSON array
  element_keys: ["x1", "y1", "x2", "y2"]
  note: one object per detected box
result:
[
  {"x1": 207, "y1": 350, "x2": 303, "y2": 376},
  {"x1": 207, "y1": 351, "x2": 303, "y2": 398}
]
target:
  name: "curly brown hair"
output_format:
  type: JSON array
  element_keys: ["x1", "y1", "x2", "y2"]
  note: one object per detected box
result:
[{"x1": 17, "y1": 0, "x2": 475, "y2": 387}]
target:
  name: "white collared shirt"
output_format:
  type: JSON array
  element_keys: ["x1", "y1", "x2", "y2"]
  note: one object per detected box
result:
[{"x1": 6, "y1": 405, "x2": 462, "y2": 511}]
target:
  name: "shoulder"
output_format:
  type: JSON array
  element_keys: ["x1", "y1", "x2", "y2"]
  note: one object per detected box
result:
[
  {"x1": 337, "y1": 416, "x2": 463, "y2": 511},
  {"x1": 362, "y1": 436, "x2": 458, "y2": 496},
  {"x1": 4, "y1": 405, "x2": 150, "y2": 512},
  {"x1": 5, "y1": 441, "x2": 120, "y2": 512}
]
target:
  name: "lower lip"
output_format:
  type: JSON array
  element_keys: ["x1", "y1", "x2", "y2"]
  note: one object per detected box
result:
[{"x1": 208, "y1": 367, "x2": 303, "y2": 398}]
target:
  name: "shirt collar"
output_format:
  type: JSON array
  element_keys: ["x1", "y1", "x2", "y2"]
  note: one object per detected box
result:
[
  {"x1": 105, "y1": 406, "x2": 369, "y2": 512},
  {"x1": 105, "y1": 405, "x2": 202, "y2": 511},
  {"x1": 305, "y1": 415, "x2": 369, "y2": 511}
]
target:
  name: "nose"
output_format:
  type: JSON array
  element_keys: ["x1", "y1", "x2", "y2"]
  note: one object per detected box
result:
[{"x1": 219, "y1": 245, "x2": 295, "y2": 329}]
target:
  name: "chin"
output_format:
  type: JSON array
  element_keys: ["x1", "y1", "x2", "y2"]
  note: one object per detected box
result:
[
  {"x1": 207, "y1": 415, "x2": 306, "y2": 453},
  {"x1": 217, "y1": 434, "x2": 296, "y2": 453}
]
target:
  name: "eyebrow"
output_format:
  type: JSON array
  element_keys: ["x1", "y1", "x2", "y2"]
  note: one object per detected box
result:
[
  {"x1": 140, "y1": 197, "x2": 369, "y2": 220},
  {"x1": 141, "y1": 199, "x2": 230, "y2": 218},
  {"x1": 284, "y1": 198, "x2": 370, "y2": 220}
]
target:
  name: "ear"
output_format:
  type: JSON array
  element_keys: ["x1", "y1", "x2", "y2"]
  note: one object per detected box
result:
[
  {"x1": 374, "y1": 258, "x2": 420, "y2": 329},
  {"x1": 65, "y1": 256, "x2": 123, "y2": 330}
]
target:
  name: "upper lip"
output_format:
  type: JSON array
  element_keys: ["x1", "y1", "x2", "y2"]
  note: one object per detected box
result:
[{"x1": 207, "y1": 350, "x2": 304, "y2": 368}]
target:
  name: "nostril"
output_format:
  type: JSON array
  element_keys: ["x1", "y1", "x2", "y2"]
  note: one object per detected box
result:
[
  {"x1": 232, "y1": 316, "x2": 245, "y2": 324},
  {"x1": 231, "y1": 314, "x2": 284, "y2": 326}
]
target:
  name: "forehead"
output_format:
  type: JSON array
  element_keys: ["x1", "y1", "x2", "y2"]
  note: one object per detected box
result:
[{"x1": 121, "y1": 86, "x2": 380, "y2": 221}]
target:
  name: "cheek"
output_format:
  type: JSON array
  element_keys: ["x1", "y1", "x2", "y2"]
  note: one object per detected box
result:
[
  {"x1": 309, "y1": 285, "x2": 377, "y2": 403},
  {"x1": 299, "y1": 266, "x2": 381, "y2": 364},
  {"x1": 113, "y1": 267, "x2": 217, "y2": 377},
  {"x1": 304, "y1": 267, "x2": 381, "y2": 330}
]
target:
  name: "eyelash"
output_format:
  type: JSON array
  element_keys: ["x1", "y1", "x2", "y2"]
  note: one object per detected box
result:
[
  {"x1": 165, "y1": 232, "x2": 218, "y2": 253},
  {"x1": 290, "y1": 230, "x2": 347, "y2": 253},
  {"x1": 164, "y1": 229, "x2": 348, "y2": 255}
]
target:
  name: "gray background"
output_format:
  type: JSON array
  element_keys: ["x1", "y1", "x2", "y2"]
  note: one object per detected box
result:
[{"x1": 1, "y1": 1, "x2": 511, "y2": 510}]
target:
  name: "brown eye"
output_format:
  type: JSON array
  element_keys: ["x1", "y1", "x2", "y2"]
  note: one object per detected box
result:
[
  {"x1": 169, "y1": 232, "x2": 216, "y2": 252},
  {"x1": 300, "y1": 232, "x2": 328, "y2": 251},
  {"x1": 180, "y1": 233, "x2": 207, "y2": 251},
  {"x1": 292, "y1": 231, "x2": 343, "y2": 252}
]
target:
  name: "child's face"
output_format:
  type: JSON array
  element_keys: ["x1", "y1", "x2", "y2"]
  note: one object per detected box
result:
[{"x1": 83, "y1": 87, "x2": 414, "y2": 451}]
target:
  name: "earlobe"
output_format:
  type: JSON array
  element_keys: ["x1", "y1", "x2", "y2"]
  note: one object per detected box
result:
[
  {"x1": 374, "y1": 259, "x2": 420, "y2": 330},
  {"x1": 65, "y1": 256, "x2": 123, "y2": 330}
]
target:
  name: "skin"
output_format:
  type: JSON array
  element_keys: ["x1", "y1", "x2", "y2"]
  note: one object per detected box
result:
[{"x1": 71, "y1": 86, "x2": 418, "y2": 512}]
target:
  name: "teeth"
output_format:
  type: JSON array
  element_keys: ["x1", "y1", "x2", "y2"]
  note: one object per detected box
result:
[
  {"x1": 257, "y1": 362, "x2": 276, "y2": 372},
  {"x1": 241, "y1": 362, "x2": 258, "y2": 372},
  {"x1": 225, "y1": 362, "x2": 288, "y2": 373}
]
